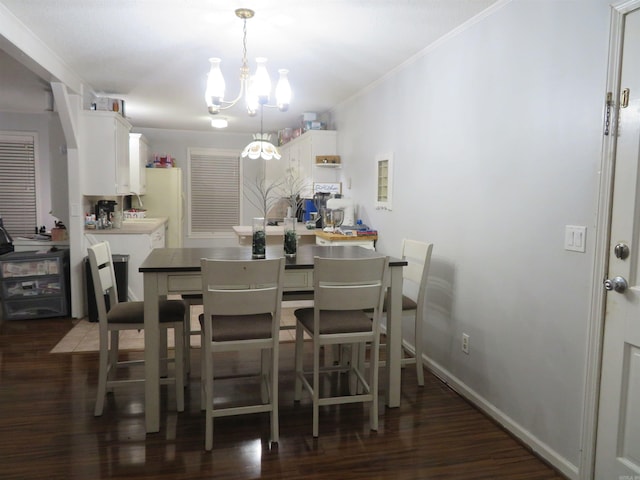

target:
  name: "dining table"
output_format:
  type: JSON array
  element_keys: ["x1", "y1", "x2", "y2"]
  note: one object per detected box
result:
[{"x1": 140, "y1": 244, "x2": 407, "y2": 434}]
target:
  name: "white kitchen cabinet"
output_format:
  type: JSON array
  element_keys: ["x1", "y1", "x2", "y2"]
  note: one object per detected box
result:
[
  {"x1": 266, "y1": 130, "x2": 337, "y2": 196},
  {"x1": 129, "y1": 133, "x2": 149, "y2": 194},
  {"x1": 265, "y1": 145, "x2": 289, "y2": 189},
  {"x1": 82, "y1": 111, "x2": 132, "y2": 195}
]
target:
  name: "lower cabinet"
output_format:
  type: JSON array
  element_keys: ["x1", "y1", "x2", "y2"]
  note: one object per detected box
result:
[
  {"x1": 84, "y1": 224, "x2": 166, "y2": 301},
  {"x1": 316, "y1": 236, "x2": 376, "y2": 250}
]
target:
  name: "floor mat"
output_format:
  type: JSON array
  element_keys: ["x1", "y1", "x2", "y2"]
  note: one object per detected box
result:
[{"x1": 50, "y1": 304, "x2": 303, "y2": 353}]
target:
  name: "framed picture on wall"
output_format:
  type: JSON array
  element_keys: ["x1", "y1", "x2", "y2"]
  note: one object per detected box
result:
[{"x1": 314, "y1": 182, "x2": 342, "y2": 195}]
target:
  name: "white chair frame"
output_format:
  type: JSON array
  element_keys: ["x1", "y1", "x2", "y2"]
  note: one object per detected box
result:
[
  {"x1": 294, "y1": 255, "x2": 389, "y2": 437},
  {"x1": 366, "y1": 239, "x2": 433, "y2": 386},
  {"x1": 396, "y1": 239, "x2": 433, "y2": 386},
  {"x1": 200, "y1": 257, "x2": 285, "y2": 451},
  {"x1": 88, "y1": 241, "x2": 185, "y2": 416}
]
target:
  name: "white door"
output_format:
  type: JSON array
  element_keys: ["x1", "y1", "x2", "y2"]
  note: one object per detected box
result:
[{"x1": 595, "y1": 6, "x2": 640, "y2": 478}]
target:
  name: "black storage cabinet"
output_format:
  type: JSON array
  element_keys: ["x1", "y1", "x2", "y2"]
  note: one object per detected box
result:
[
  {"x1": 0, "y1": 249, "x2": 70, "y2": 320},
  {"x1": 85, "y1": 254, "x2": 129, "y2": 322}
]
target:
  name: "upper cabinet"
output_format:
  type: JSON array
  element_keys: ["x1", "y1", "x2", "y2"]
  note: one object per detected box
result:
[
  {"x1": 82, "y1": 111, "x2": 132, "y2": 196},
  {"x1": 267, "y1": 130, "x2": 337, "y2": 197},
  {"x1": 129, "y1": 133, "x2": 149, "y2": 194}
]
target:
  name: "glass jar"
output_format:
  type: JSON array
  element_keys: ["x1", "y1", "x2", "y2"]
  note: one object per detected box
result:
[
  {"x1": 112, "y1": 211, "x2": 123, "y2": 229},
  {"x1": 252, "y1": 217, "x2": 266, "y2": 259},
  {"x1": 283, "y1": 217, "x2": 297, "y2": 256}
]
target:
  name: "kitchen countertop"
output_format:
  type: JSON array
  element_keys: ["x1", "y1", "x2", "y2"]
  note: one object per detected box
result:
[
  {"x1": 232, "y1": 224, "x2": 317, "y2": 237},
  {"x1": 12, "y1": 238, "x2": 70, "y2": 252},
  {"x1": 85, "y1": 217, "x2": 168, "y2": 234},
  {"x1": 315, "y1": 230, "x2": 378, "y2": 241}
]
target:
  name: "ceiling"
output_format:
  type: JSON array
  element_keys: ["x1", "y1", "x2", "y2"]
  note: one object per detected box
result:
[{"x1": 0, "y1": 0, "x2": 499, "y2": 134}]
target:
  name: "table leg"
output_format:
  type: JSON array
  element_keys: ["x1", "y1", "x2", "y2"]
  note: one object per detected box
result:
[
  {"x1": 385, "y1": 266, "x2": 403, "y2": 408},
  {"x1": 144, "y1": 272, "x2": 161, "y2": 433}
]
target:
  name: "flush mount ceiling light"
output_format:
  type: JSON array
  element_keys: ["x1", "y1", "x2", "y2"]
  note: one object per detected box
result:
[
  {"x1": 210, "y1": 117, "x2": 228, "y2": 129},
  {"x1": 205, "y1": 8, "x2": 292, "y2": 117}
]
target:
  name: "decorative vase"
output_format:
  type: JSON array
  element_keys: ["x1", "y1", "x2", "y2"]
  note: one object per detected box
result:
[
  {"x1": 283, "y1": 217, "x2": 297, "y2": 257},
  {"x1": 252, "y1": 217, "x2": 266, "y2": 259}
]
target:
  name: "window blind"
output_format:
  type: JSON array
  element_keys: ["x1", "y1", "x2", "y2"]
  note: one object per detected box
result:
[
  {"x1": 189, "y1": 149, "x2": 240, "y2": 235},
  {"x1": 0, "y1": 134, "x2": 36, "y2": 237}
]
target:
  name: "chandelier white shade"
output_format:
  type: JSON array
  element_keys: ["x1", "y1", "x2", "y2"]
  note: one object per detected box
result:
[
  {"x1": 241, "y1": 133, "x2": 281, "y2": 160},
  {"x1": 205, "y1": 8, "x2": 292, "y2": 117}
]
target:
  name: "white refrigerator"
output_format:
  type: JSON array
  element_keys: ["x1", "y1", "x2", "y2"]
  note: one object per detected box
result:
[{"x1": 137, "y1": 168, "x2": 184, "y2": 248}]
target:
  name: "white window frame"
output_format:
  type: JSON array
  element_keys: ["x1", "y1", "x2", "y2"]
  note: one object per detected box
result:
[
  {"x1": 0, "y1": 131, "x2": 39, "y2": 236},
  {"x1": 187, "y1": 147, "x2": 243, "y2": 239}
]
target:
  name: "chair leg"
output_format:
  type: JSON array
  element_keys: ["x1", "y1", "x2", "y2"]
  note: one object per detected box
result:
[
  {"x1": 94, "y1": 330, "x2": 110, "y2": 416},
  {"x1": 108, "y1": 330, "x2": 119, "y2": 385},
  {"x1": 173, "y1": 323, "x2": 185, "y2": 412},
  {"x1": 369, "y1": 337, "x2": 380, "y2": 432},
  {"x1": 294, "y1": 323, "x2": 304, "y2": 402},
  {"x1": 260, "y1": 349, "x2": 270, "y2": 404},
  {"x1": 414, "y1": 312, "x2": 424, "y2": 386},
  {"x1": 346, "y1": 344, "x2": 359, "y2": 394},
  {"x1": 184, "y1": 309, "x2": 191, "y2": 376},
  {"x1": 159, "y1": 328, "x2": 168, "y2": 377},
  {"x1": 312, "y1": 339, "x2": 320, "y2": 438},
  {"x1": 271, "y1": 343, "x2": 279, "y2": 444},
  {"x1": 204, "y1": 343, "x2": 214, "y2": 451},
  {"x1": 183, "y1": 298, "x2": 204, "y2": 376},
  {"x1": 200, "y1": 330, "x2": 206, "y2": 410},
  {"x1": 357, "y1": 342, "x2": 366, "y2": 394}
]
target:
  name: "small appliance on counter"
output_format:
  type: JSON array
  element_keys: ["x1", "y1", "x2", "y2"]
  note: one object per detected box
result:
[
  {"x1": 0, "y1": 215, "x2": 14, "y2": 255},
  {"x1": 94, "y1": 200, "x2": 118, "y2": 229},
  {"x1": 313, "y1": 192, "x2": 331, "y2": 229},
  {"x1": 326, "y1": 197, "x2": 355, "y2": 227}
]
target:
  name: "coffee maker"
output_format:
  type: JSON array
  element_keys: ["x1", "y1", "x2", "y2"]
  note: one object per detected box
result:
[
  {"x1": 95, "y1": 200, "x2": 117, "y2": 229},
  {"x1": 313, "y1": 192, "x2": 331, "y2": 229}
]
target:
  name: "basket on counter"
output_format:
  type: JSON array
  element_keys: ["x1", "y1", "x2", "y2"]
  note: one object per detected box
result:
[{"x1": 124, "y1": 209, "x2": 146, "y2": 219}]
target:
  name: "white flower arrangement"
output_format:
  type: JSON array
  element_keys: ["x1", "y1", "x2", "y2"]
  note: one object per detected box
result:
[{"x1": 278, "y1": 167, "x2": 310, "y2": 218}]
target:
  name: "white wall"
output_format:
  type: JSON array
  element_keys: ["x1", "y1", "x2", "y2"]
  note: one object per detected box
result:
[
  {"x1": 137, "y1": 127, "x2": 263, "y2": 247},
  {"x1": 332, "y1": 0, "x2": 610, "y2": 476},
  {"x1": 0, "y1": 111, "x2": 67, "y2": 230}
]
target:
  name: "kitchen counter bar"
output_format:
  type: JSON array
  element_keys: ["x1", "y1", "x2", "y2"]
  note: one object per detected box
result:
[
  {"x1": 314, "y1": 230, "x2": 378, "y2": 242},
  {"x1": 232, "y1": 224, "x2": 317, "y2": 246}
]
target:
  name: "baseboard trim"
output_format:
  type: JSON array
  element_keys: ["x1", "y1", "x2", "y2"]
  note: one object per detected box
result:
[{"x1": 422, "y1": 355, "x2": 579, "y2": 480}]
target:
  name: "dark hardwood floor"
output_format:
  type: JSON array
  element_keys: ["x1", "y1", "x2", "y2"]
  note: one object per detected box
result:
[{"x1": 0, "y1": 316, "x2": 565, "y2": 480}]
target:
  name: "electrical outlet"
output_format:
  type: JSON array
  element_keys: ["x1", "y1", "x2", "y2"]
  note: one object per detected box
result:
[{"x1": 462, "y1": 333, "x2": 470, "y2": 354}]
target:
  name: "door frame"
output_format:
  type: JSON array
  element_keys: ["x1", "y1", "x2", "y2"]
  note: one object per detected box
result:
[{"x1": 580, "y1": 1, "x2": 640, "y2": 478}]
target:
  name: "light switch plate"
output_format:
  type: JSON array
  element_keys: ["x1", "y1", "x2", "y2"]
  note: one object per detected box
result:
[{"x1": 565, "y1": 225, "x2": 587, "y2": 252}]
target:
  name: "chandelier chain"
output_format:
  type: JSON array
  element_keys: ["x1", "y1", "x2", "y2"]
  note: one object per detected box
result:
[{"x1": 241, "y1": 18, "x2": 249, "y2": 76}]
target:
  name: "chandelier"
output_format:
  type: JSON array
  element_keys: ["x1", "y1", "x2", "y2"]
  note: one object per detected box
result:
[
  {"x1": 240, "y1": 104, "x2": 282, "y2": 160},
  {"x1": 241, "y1": 132, "x2": 281, "y2": 160},
  {"x1": 204, "y1": 8, "x2": 292, "y2": 117}
]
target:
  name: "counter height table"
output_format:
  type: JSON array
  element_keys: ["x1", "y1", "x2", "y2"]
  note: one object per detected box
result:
[{"x1": 140, "y1": 244, "x2": 407, "y2": 433}]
